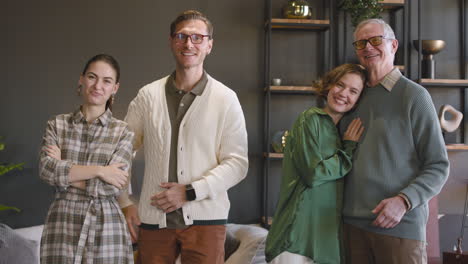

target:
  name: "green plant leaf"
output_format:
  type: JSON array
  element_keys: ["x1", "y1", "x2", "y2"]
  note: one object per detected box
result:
[
  {"x1": 339, "y1": 0, "x2": 384, "y2": 27},
  {"x1": 0, "y1": 137, "x2": 24, "y2": 213},
  {"x1": 0, "y1": 163, "x2": 24, "y2": 176},
  {"x1": 0, "y1": 204, "x2": 21, "y2": 212}
]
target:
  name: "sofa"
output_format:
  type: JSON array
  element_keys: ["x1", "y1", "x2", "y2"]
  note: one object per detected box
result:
[
  {"x1": 0, "y1": 224, "x2": 43, "y2": 264},
  {"x1": 0, "y1": 223, "x2": 267, "y2": 264}
]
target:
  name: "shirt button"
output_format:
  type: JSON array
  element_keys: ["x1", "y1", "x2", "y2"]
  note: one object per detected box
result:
[
  {"x1": 181, "y1": 170, "x2": 184, "y2": 175},
  {"x1": 178, "y1": 91, "x2": 183, "y2": 94},
  {"x1": 187, "y1": 215, "x2": 190, "y2": 219},
  {"x1": 180, "y1": 103, "x2": 184, "y2": 107}
]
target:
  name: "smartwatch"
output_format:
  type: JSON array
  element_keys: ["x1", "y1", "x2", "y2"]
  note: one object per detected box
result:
[{"x1": 185, "y1": 184, "x2": 196, "y2": 201}]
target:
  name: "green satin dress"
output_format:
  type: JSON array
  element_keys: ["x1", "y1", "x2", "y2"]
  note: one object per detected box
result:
[{"x1": 265, "y1": 107, "x2": 357, "y2": 264}]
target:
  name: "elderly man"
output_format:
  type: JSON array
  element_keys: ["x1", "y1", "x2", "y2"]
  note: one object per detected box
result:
[
  {"x1": 119, "y1": 10, "x2": 248, "y2": 264},
  {"x1": 340, "y1": 18, "x2": 449, "y2": 264}
]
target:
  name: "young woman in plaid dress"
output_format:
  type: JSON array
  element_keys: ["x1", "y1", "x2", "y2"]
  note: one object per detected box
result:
[{"x1": 39, "y1": 54, "x2": 134, "y2": 264}]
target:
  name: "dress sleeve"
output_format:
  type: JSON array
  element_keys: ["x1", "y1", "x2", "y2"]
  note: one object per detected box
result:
[
  {"x1": 86, "y1": 125, "x2": 135, "y2": 198},
  {"x1": 290, "y1": 113, "x2": 357, "y2": 188},
  {"x1": 38, "y1": 118, "x2": 74, "y2": 190}
]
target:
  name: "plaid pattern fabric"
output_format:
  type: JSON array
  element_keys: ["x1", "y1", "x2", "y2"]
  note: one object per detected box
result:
[{"x1": 39, "y1": 108, "x2": 134, "y2": 264}]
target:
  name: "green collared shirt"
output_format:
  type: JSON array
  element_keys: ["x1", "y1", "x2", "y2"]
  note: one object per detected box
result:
[
  {"x1": 165, "y1": 71, "x2": 208, "y2": 229},
  {"x1": 265, "y1": 107, "x2": 357, "y2": 263}
]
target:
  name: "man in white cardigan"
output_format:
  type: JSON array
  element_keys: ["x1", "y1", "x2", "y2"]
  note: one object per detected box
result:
[{"x1": 118, "y1": 10, "x2": 248, "y2": 264}]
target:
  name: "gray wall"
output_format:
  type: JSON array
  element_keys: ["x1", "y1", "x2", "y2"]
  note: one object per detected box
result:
[
  {"x1": 1, "y1": 0, "x2": 264, "y2": 226},
  {"x1": 1, "y1": 0, "x2": 468, "y2": 257}
]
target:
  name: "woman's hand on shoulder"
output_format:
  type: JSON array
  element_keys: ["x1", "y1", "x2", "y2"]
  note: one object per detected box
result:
[{"x1": 343, "y1": 118, "x2": 364, "y2": 142}]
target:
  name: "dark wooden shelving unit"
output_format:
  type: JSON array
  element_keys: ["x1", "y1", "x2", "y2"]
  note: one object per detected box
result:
[
  {"x1": 262, "y1": 0, "x2": 334, "y2": 228},
  {"x1": 268, "y1": 18, "x2": 330, "y2": 30},
  {"x1": 419, "y1": 79, "x2": 468, "y2": 87},
  {"x1": 415, "y1": 0, "x2": 468, "y2": 146}
]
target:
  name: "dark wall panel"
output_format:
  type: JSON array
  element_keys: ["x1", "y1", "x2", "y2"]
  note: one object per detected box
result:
[{"x1": 1, "y1": 0, "x2": 264, "y2": 227}]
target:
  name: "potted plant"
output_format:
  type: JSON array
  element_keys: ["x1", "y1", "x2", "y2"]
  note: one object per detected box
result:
[
  {"x1": 340, "y1": 0, "x2": 384, "y2": 27},
  {"x1": 0, "y1": 137, "x2": 24, "y2": 212}
]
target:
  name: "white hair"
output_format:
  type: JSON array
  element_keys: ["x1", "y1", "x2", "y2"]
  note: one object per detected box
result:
[{"x1": 353, "y1": 19, "x2": 396, "y2": 40}]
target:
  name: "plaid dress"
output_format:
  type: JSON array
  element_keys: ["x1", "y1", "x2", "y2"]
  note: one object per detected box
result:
[{"x1": 39, "y1": 108, "x2": 134, "y2": 264}]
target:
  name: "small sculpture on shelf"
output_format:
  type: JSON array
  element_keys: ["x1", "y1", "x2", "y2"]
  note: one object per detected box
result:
[
  {"x1": 271, "y1": 130, "x2": 289, "y2": 153},
  {"x1": 439, "y1": 104, "x2": 463, "y2": 133},
  {"x1": 282, "y1": 0, "x2": 312, "y2": 19},
  {"x1": 271, "y1": 78, "x2": 282, "y2": 86},
  {"x1": 413, "y1": 40, "x2": 446, "y2": 79}
]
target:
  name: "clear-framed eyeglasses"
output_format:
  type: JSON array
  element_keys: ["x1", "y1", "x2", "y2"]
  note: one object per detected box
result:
[{"x1": 172, "y1": 33, "x2": 211, "y2": 44}]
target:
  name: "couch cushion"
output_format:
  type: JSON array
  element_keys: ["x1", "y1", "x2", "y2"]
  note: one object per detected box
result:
[
  {"x1": 225, "y1": 227, "x2": 241, "y2": 261},
  {"x1": 225, "y1": 224, "x2": 268, "y2": 264},
  {"x1": 0, "y1": 224, "x2": 39, "y2": 264}
]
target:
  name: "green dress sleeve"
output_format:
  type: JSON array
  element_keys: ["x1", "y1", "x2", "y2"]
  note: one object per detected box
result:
[{"x1": 288, "y1": 111, "x2": 357, "y2": 188}]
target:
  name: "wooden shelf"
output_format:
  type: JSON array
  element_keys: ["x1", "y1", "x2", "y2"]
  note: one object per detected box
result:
[
  {"x1": 381, "y1": 0, "x2": 405, "y2": 9},
  {"x1": 261, "y1": 216, "x2": 273, "y2": 226},
  {"x1": 381, "y1": 0, "x2": 404, "y2": 4},
  {"x1": 265, "y1": 152, "x2": 284, "y2": 159},
  {"x1": 269, "y1": 85, "x2": 318, "y2": 94},
  {"x1": 446, "y1": 144, "x2": 468, "y2": 151},
  {"x1": 268, "y1": 18, "x2": 330, "y2": 30},
  {"x1": 419, "y1": 79, "x2": 468, "y2": 87}
]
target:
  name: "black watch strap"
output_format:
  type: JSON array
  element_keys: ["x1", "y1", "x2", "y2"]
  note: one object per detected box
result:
[{"x1": 185, "y1": 184, "x2": 196, "y2": 201}]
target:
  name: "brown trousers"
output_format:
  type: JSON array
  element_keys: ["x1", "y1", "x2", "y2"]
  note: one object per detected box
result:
[
  {"x1": 137, "y1": 225, "x2": 226, "y2": 264},
  {"x1": 343, "y1": 223, "x2": 427, "y2": 264}
]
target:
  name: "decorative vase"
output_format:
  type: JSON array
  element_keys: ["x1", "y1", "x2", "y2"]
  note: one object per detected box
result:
[
  {"x1": 412, "y1": 40, "x2": 446, "y2": 79},
  {"x1": 282, "y1": 0, "x2": 312, "y2": 19}
]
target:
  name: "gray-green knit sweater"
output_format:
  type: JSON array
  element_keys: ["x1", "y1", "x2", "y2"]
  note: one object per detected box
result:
[{"x1": 341, "y1": 75, "x2": 449, "y2": 242}]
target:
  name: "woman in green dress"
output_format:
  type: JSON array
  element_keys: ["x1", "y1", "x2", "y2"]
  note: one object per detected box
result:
[{"x1": 265, "y1": 64, "x2": 367, "y2": 264}]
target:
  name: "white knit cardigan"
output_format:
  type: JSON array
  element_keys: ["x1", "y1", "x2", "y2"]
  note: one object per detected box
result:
[{"x1": 119, "y1": 74, "x2": 249, "y2": 227}]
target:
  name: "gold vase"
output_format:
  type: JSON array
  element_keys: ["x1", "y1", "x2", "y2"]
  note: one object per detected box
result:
[{"x1": 283, "y1": 0, "x2": 312, "y2": 19}]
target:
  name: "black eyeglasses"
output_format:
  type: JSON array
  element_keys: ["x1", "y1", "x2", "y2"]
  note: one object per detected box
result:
[
  {"x1": 172, "y1": 33, "x2": 211, "y2": 44},
  {"x1": 352, "y1": 35, "x2": 390, "y2": 50}
]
